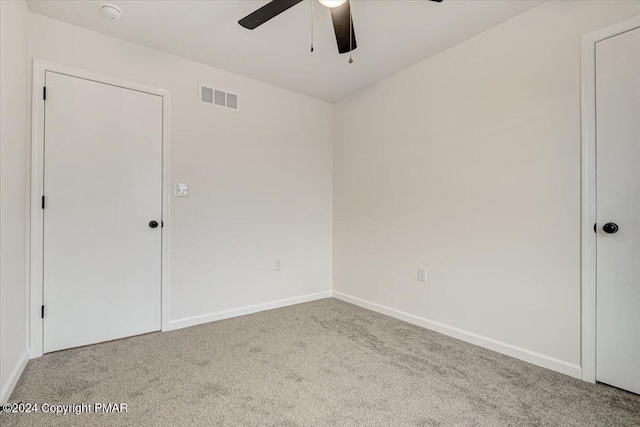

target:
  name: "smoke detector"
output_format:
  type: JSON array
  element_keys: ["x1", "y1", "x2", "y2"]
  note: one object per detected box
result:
[{"x1": 100, "y1": 3, "x2": 124, "y2": 20}]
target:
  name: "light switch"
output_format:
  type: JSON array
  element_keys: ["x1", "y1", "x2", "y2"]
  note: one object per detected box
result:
[{"x1": 174, "y1": 183, "x2": 189, "y2": 197}]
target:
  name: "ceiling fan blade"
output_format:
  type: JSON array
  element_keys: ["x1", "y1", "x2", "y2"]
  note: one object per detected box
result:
[
  {"x1": 238, "y1": 0, "x2": 304, "y2": 30},
  {"x1": 330, "y1": 0, "x2": 357, "y2": 54}
]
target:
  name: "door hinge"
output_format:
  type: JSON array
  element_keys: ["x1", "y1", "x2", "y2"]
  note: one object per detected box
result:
[
  {"x1": 43, "y1": 86, "x2": 46, "y2": 101},
  {"x1": 41, "y1": 305, "x2": 45, "y2": 319},
  {"x1": 594, "y1": 223, "x2": 597, "y2": 233},
  {"x1": 41, "y1": 195, "x2": 45, "y2": 209}
]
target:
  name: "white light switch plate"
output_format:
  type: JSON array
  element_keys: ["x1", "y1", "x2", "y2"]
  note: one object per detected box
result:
[{"x1": 173, "y1": 183, "x2": 188, "y2": 197}]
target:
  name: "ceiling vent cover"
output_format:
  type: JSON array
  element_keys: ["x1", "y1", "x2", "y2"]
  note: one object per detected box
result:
[{"x1": 199, "y1": 84, "x2": 239, "y2": 111}]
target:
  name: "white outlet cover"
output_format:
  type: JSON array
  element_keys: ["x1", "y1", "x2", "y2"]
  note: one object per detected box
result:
[
  {"x1": 275, "y1": 259, "x2": 283, "y2": 270},
  {"x1": 418, "y1": 267, "x2": 427, "y2": 283},
  {"x1": 173, "y1": 183, "x2": 188, "y2": 197}
]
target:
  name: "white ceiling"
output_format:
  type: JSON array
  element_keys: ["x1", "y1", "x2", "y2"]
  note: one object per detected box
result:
[{"x1": 26, "y1": 0, "x2": 544, "y2": 102}]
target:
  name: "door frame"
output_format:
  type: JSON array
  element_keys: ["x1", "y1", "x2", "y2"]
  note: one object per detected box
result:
[
  {"x1": 29, "y1": 60, "x2": 172, "y2": 358},
  {"x1": 580, "y1": 15, "x2": 640, "y2": 384}
]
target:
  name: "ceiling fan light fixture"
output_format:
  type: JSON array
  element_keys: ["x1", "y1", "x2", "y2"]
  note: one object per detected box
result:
[{"x1": 318, "y1": 0, "x2": 346, "y2": 8}]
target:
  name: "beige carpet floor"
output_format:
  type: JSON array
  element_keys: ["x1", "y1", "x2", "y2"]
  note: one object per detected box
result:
[{"x1": 3, "y1": 298, "x2": 640, "y2": 426}]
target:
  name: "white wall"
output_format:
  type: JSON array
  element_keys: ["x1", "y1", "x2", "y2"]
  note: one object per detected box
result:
[
  {"x1": 28, "y1": 14, "x2": 333, "y2": 329},
  {"x1": 0, "y1": 0, "x2": 30, "y2": 403},
  {"x1": 333, "y1": 1, "x2": 640, "y2": 375}
]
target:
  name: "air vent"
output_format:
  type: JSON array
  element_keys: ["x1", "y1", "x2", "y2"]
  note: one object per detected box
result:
[
  {"x1": 199, "y1": 83, "x2": 239, "y2": 111},
  {"x1": 226, "y1": 93, "x2": 238, "y2": 110},
  {"x1": 214, "y1": 89, "x2": 226, "y2": 107}
]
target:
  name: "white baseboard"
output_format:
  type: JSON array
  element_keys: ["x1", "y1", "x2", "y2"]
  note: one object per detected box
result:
[
  {"x1": 332, "y1": 291, "x2": 582, "y2": 379},
  {"x1": 1, "y1": 350, "x2": 29, "y2": 404},
  {"x1": 166, "y1": 290, "x2": 333, "y2": 331}
]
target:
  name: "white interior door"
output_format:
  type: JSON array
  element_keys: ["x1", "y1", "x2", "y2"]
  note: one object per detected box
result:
[
  {"x1": 596, "y1": 27, "x2": 640, "y2": 394},
  {"x1": 43, "y1": 71, "x2": 162, "y2": 353}
]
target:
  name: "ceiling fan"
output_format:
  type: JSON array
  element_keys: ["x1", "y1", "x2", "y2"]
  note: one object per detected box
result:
[{"x1": 239, "y1": 0, "x2": 443, "y2": 56}]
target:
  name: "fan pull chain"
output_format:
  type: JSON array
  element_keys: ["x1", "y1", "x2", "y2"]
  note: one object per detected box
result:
[
  {"x1": 310, "y1": 0, "x2": 315, "y2": 53},
  {"x1": 348, "y1": 4, "x2": 353, "y2": 64}
]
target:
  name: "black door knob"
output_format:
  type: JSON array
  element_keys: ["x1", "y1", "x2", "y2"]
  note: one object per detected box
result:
[
  {"x1": 603, "y1": 222, "x2": 619, "y2": 234},
  {"x1": 149, "y1": 220, "x2": 159, "y2": 229}
]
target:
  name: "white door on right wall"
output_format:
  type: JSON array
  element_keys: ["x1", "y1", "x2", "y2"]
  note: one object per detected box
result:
[{"x1": 596, "y1": 26, "x2": 640, "y2": 395}]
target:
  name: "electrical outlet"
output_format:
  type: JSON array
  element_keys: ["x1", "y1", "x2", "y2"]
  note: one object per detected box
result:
[
  {"x1": 418, "y1": 267, "x2": 427, "y2": 283},
  {"x1": 275, "y1": 259, "x2": 283, "y2": 271}
]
